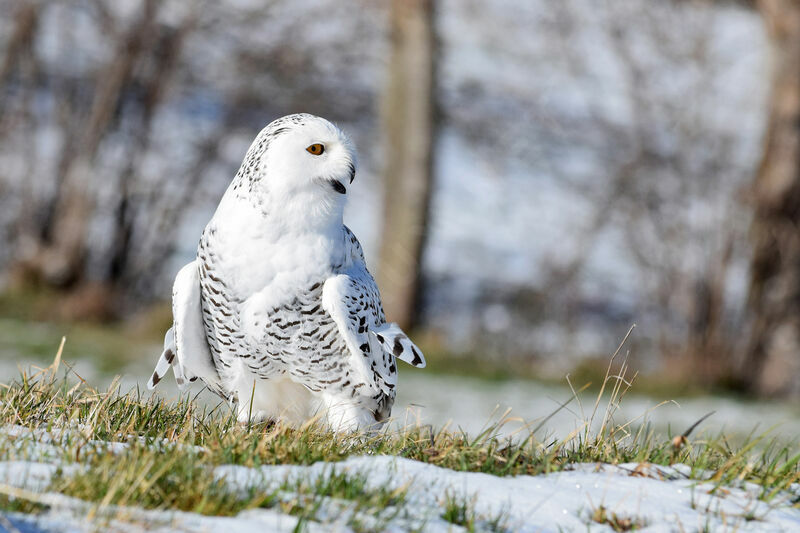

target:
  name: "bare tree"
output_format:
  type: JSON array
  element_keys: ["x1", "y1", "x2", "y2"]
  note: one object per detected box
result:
[
  {"x1": 0, "y1": 0, "x2": 384, "y2": 318},
  {"x1": 377, "y1": 0, "x2": 437, "y2": 330},
  {"x1": 742, "y1": 0, "x2": 800, "y2": 396},
  {"x1": 428, "y1": 0, "x2": 761, "y2": 380}
]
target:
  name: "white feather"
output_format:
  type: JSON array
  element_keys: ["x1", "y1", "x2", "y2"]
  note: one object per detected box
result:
[{"x1": 147, "y1": 114, "x2": 425, "y2": 432}]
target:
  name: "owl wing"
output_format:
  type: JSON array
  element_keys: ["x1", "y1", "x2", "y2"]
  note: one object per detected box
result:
[
  {"x1": 321, "y1": 265, "x2": 397, "y2": 394},
  {"x1": 148, "y1": 261, "x2": 227, "y2": 398},
  {"x1": 322, "y1": 266, "x2": 426, "y2": 398}
]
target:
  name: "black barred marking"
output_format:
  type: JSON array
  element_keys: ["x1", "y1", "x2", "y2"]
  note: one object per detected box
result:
[
  {"x1": 150, "y1": 372, "x2": 161, "y2": 386},
  {"x1": 322, "y1": 338, "x2": 336, "y2": 350},
  {"x1": 165, "y1": 349, "x2": 175, "y2": 364},
  {"x1": 393, "y1": 339, "x2": 403, "y2": 357},
  {"x1": 376, "y1": 334, "x2": 384, "y2": 344},
  {"x1": 193, "y1": 196, "x2": 399, "y2": 412},
  {"x1": 410, "y1": 346, "x2": 423, "y2": 366}
]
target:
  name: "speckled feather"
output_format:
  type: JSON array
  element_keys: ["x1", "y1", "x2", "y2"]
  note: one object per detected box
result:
[{"x1": 147, "y1": 114, "x2": 425, "y2": 431}]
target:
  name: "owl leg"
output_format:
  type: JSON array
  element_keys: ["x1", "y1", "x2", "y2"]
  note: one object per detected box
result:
[
  {"x1": 229, "y1": 361, "x2": 275, "y2": 424},
  {"x1": 235, "y1": 393, "x2": 274, "y2": 424},
  {"x1": 318, "y1": 393, "x2": 384, "y2": 433},
  {"x1": 230, "y1": 361, "x2": 315, "y2": 426}
]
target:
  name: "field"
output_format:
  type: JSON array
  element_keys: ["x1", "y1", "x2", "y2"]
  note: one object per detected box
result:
[{"x1": 1, "y1": 346, "x2": 799, "y2": 532}]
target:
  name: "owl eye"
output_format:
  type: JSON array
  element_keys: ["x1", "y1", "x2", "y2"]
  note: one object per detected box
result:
[{"x1": 306, "y1": 143, "x2": 325, "y2": 156}]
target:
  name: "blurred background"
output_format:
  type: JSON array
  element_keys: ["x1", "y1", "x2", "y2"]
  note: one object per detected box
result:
[{"x1": 1, "y1": 0, "x2": 799, "y2": 438}]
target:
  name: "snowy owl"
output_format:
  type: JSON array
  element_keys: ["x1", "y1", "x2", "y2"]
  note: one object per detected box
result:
[{"x1": 147, "y1": 113, "x2": 426, "y2": 432}]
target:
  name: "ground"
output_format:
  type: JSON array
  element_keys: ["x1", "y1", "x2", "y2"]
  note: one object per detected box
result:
[
  {"x1": 3, "y1": 452, "x2": 800, "y2": 532},
  {"x1": 1, "y1": 359, "x2": 799, "y2": 532}
]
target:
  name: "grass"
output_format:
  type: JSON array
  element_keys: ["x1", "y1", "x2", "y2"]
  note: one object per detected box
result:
[
  {"x1": 0, "y1": 494, "x2": 47, "y2": 515},
  {"x1": 441, "y1": 492, "x2": 478, "y2": 531},
  {"x1": 50, "y1": 456, "x2": 406, "y2": 528},
  {"x1": 0, "y1": 334, "x2": 799, "y2": 525},
  {"x1": 0, "y1": 287, "x2": 170, "y2": 374},
  {"x1": 589, "y1": 505, "x2": 647, "y2": 531},
  {"x1": 441, "y1": 492, "x2": 508, "y2": 532}
]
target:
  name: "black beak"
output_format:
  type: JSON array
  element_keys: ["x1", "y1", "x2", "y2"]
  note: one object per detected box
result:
[
  {"x1": 330, "y1": 180, "x2": 347, "y2": 194},
  {"x1": 347, "y1": 162, "x2": 356, "y2": 184}
]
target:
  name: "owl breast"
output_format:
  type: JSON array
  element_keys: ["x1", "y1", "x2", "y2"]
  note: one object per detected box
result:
[{"x1": 197, "y1": 216, "x2": 356, "y2": 398}]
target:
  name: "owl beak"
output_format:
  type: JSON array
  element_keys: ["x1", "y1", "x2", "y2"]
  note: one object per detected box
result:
[
  {"x1": 330, "y1": 179, "x2": 347, "y2": 194},
  {"x1": 347, "y1": 162, "x2": 356, "y2": 184}
]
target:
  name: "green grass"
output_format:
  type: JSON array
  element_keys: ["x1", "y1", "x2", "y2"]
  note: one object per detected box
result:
[
  {"x1": 51, "y1": 449, "x2": 263, "y2": 516},
  {"x1": 0, "y1": 287, "x2": 170, "y2": 374},
  {"x1": 441, "y1": 492, "x2": 509, "y2": 532},
  {"x1": 49, "y1": 455, "x2": 405, "y2": 526},
  {"x1": 0, "y1": 494, "x2": 48, "y2": 514},
  {"x1": 1, "y1": 344, "x2": 799, "y2": 523}
]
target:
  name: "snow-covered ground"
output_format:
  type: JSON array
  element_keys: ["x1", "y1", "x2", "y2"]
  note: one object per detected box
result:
[
  {"x1": 2, "y1": 364, "x2": 800, "y2": 531},
  {"x1": 2, "y1": 448, "x2": 800, "y2": 532}
]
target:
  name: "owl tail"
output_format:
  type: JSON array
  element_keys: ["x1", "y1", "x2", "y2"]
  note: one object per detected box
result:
[
  {"x1": 147, "y1": 326, "x2": 189, "y2": 389},
  {"x1": 370, "y1": 323, "x2": 426, "y2": 368}
]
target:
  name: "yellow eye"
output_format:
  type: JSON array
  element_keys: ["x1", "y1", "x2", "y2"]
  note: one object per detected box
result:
[{"x1": 306, "y1": 143, "x2": 325, "y2": 156}]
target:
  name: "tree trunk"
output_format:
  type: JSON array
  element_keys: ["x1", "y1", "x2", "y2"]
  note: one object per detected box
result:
[
  {"x1": 377, "y1": 0, "x2": 437, "y2": 330},
  {"x1": 30, "y1": 0, "x2": 159, "y2": 288},
  {"x1": 743, "y1": 0, "x2": 800, "y2": 396}
]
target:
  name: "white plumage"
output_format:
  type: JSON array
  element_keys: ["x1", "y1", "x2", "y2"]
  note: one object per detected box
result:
[{"x1": 147, "y1": 114, "x2": 426, "y2": 432}]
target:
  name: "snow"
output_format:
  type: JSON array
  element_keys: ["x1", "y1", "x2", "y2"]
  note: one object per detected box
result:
[
  {"x1": 2, "y1": 450, "x2": 799, "y2": 532},
  {"x1": 220, "y1": 457, "x2": 800, "y2": 532},
  {"x1": 0, "y1": 461, "x2": 60, "y2": 493}
]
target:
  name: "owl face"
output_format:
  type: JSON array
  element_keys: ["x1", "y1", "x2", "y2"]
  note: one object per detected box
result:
[{"x1": 258, "y1": 114, "x2": 357, "y2": 198}]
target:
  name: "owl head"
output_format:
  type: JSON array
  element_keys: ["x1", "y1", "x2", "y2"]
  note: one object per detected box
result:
[{"x1": 240, "y1": 114, "x2": 358, "y2": 202}]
